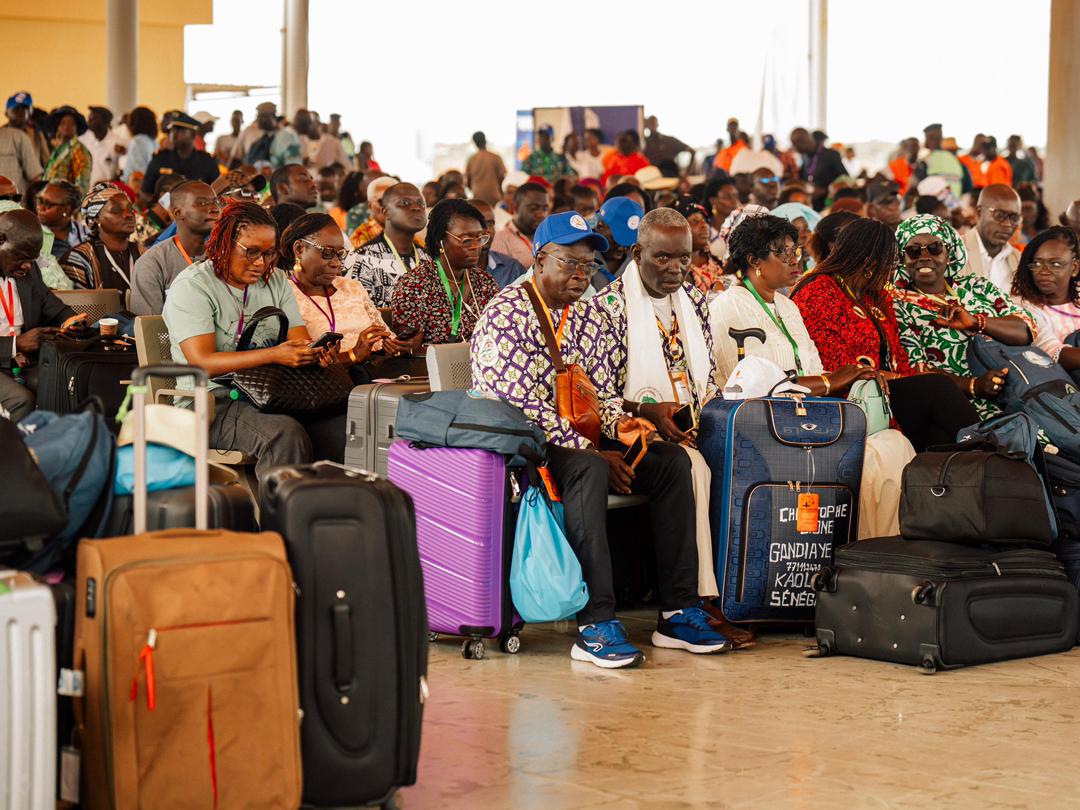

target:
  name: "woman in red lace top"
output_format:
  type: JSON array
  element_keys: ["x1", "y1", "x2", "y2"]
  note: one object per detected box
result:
[{"x1": 791, "y1": 218, "x2": 980, "y2": 450}]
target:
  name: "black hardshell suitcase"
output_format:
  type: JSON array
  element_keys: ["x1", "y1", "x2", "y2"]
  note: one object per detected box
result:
[
  {"x1": 812, "y1": 537, "x2": 1078, "y2": 673},
  {"x1": 104, "y1": 485, "x2": 258, "y2": 535},
  {"x1": 259, "y1": 461, "x2": 428, "y2": 808},
  {"x1": 35, "y1": 336, "x2": 136, "y2": 419}
]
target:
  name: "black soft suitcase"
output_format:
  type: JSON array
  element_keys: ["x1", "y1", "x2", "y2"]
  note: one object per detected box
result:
[
  {"x1": 259, "y1": 462, "x2": 428, "y2": 808},
  {"x1": 49, "y1": 580, "x2": 76, "y2": 801},
  {"x1": 35, "y1": 335, "x2": 136, "y2": 419},
  {"x1": 812, "y1": 537, "x2": 1078, "y2": 673}
]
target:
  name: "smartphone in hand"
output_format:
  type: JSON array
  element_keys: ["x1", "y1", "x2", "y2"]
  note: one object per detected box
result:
[
  {"x1": 672, "y1": 404, "x2": 695, "y2": 432},
  {"x1": 395, "y1": 325, "x2": 420, "y2": 341},
  {"x1": 621, "y1": 433, "x2": 648, "y2": 470},
  {"x1": 309, "y1": 331, "x2": 343, "y2": 350}
]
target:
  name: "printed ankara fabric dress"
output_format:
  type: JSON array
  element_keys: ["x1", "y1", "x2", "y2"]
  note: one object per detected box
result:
[
  {"x1": 390, "y1": 258, "x2": 499, "y2": 345},
  {"x1": 893, "y1": 214, "x2": 1037, "y2": 420}
]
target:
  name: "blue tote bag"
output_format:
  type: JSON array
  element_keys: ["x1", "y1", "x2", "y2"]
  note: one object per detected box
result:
[{"x1": 510, "y1": 486, "x2": 589, "y2": 623}]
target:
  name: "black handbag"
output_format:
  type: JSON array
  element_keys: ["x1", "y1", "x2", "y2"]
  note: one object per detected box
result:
[
  {"x1": 899, "y1": 438, "x2": 1055, "y2": 546},
  {"x1": 215, "y1": 306, "x2": 353, "y2": 416}
]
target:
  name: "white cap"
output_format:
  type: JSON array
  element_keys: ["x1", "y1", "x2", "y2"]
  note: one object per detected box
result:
[
  {"x1": 502, "y1": 170, "x2": 529, "y2": 193},
  {"x1": 192, "y1": 110, "x2": 218, "y2": 124},
  {"x1": 722, "y1": 356, "x2": 811, "y2": 400},
  {"x1": 366, "y1": 175, "x2": 397, "y2": 205}
]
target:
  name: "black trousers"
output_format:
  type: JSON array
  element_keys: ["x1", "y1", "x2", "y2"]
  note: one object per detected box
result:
[
  {"x1": 889, "y1": 373, "x2": 981, "y2": 453},
  {"x1": 545, "y1": 441, "x2": 699, "y2": 625}
]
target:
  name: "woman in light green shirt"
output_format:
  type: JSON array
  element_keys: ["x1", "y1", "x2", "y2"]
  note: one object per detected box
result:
[{"x1": 163, "y1": 201, "x2": 344, "y2": 480}]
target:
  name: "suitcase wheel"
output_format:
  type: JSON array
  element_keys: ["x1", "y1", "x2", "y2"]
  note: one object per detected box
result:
[
  {"x1": 462, "y1": 639, "x2": 486, "y2": 660},
  {"x1": 428, "y1": 632, "x2": 439, "y2": 642},
  {"x1": 499, "y1": 633, "x2": 522, "y2": 655},
  {"x1": 911, "y1": 582, "x2": 934, "y2": 606},
  {"x1": 918, "y1": 657, "x2": 938, "y2": 675},
  {"x1": 810, "y1": 568, "x2": 835, "y2": 593}
]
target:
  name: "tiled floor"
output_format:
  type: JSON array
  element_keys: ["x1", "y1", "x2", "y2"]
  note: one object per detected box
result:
[{"x1": 400, "y1": 610, "x2": 1080, "y2": 809}]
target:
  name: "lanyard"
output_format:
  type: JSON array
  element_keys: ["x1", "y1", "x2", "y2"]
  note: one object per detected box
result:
[
  {"x1": 529, "y1": 277, "x2": 569, "y2": 348},
  {"x1": 290, "y1": 275, "x2": 336, "y2": 331},
  {"x1": 743, "y1": 279, "x2": 804, "y2": 374},
  {"x1": 173, "y1": 235, "x2": 196, "y2": 266},
  {"x1": 384, "y1": 234, "x2": 416, "y2": 277},
  {"x1": 435, "y1": 259, "x2": 464, "y2": 337},
  {"x1": 513, "y1": 224, "x2": 533, "y2": 251},
  {"x1": 1048, "y1": 304, "x2": 1080, "y2": 320},
  {"x1": 0, "y1": 279, "x2": 15, "y2": 337},
  {"x1": 226, "y1": 284, "x2": 250, "y2": 345},
  {"x1": 102, "y1": 245, "x2": 133, "y2": 289},
  {"x1": 655, "y1": 310, "x2": 681, "y2": 353}
]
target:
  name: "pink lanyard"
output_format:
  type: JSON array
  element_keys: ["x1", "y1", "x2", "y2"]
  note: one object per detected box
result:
[{"x1": 290, "y1": 275, "x2": 335, "y2": 331}]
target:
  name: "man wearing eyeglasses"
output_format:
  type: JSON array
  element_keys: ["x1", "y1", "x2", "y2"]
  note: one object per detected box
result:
[
  {"x1": 343, "y1": 182, "x2": 431, "y2": 310},
  {"x1": 959, "y1": 184, "x2": 1022, "y2": 296},
  {"x1": 131, "y1": 181, "x2": 221, "y2": 316}
]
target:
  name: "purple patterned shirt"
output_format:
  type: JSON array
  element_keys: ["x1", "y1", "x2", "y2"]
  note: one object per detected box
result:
[
  {"x1": 470, "y1": 285, "x2": 615, "y2": 450},
  {"x1": 586, "y1": 277, "x2": 720, "y2": 439}
]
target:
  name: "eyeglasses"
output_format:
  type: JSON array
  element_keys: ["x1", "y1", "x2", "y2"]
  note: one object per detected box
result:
[
  {"x1": 222, "y1": 187, "x2": 257, "y2": 200},
  {"x1": 446, "y1": 231, "x2": 491, "y2": 249},
  {"x1": 770, "y1": 245, "x2": 803, "y2": 263},
  {"x1": 1029, "y1": 259, "x2": 1077, "y2": 272},
  {"x1": 538, "y1": 252, "x2": 601, "y2": 276},
  {"x1": 301, "y1": 238, "x2": 348, "y2": 261},
  {"x1": 756, "y1": 175, "x2": 781, "y2": 186},
  {"x1": 986, "y1": 207, "x2": 1022, "y2": 227},
  {"x1": 393, "y1": 198, "x2": 427, "y2": 210},
  {"x1": 904, "y1": 242, "x2": 945, "y2": 260},
  {"x1": 235, "y1": 240, "x2": 280, "y2": 266}
]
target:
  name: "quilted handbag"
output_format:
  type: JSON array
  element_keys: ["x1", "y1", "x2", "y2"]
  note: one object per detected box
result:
[{"x1": 215, "y1": 306, "x2": 353, "y2": 415}]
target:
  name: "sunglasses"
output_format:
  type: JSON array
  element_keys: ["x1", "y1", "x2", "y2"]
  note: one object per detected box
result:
[
  {"x1": 446, "y1": 231, "x2": 491, "y2": 249},
  {"x1": 904, "y1": 242, "x2": 945, "y2": 260},
  {"x1": 771, "y1": 245, "x2": 803, "y2": 263},
  {"x1": 756, "y1": 176, "x2": 781, "y2": 186},
  {"x1": 0, "y1": 194, "x2": 21, "y2": 202},
  {"x1": 393, "y1": 198, "x2": 427, "y2": 210},
  {"x1": 301, "y1": 238, "x2": 348, "y2": 261},
  {"x1": 235, "y1": 240, "x2": 280, "y2": 266}
]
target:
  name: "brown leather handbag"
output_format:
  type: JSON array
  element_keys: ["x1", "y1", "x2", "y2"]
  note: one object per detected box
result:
[{"x1": 524, "y1": 282, "x2": 602, "y2": 446}]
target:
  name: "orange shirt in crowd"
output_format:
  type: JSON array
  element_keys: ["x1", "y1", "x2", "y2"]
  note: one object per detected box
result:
[
  {"x1": 713, "y1": 140, "x2": 747, "y2": 173},
  {"x1": 960, "y1": 153, "x2": 986, "y2": 188},
  {"x1": 601, "y1": 150, "x2": 650, "y2": 184},
  {"x1": 889, "y1": 157, "x2": 913, "y2": 194},
  {"x1": 984, "y1": 156, "x2": 1013, "y2": 187}
]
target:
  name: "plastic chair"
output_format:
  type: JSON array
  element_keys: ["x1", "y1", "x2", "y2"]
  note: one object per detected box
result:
[
  {"x1": 53, "y1": 289, "x2": 123, "y2": 324},
  {"x1": 133, "y1": 316, "x2": 258, "y2": 484}
]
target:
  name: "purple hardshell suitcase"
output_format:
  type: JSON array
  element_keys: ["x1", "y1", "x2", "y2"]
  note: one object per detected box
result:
[{"x1": 387, "y1": 440, "x2": 523, "y2": 659}]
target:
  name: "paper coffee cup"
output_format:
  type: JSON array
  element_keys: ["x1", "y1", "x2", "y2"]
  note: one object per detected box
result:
[{"x1": 99, "y1": 317, "x2": 119, "y2": 336}]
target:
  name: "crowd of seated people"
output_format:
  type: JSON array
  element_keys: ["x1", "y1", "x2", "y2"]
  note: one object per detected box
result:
[{"x1": 5, "y1": 93, "x2": 1080, "y2": 668}]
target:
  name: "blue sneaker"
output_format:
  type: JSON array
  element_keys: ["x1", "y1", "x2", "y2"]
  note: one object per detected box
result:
[
  {"x1": 571, "y1": 620, "x2": 646, "y2": 669},
  {"x1": 652, "y1": 607, "x2": 732, "y2": 654}
]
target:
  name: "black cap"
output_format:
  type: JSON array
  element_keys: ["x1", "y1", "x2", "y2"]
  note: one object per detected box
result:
[
  {"x1": 923, "y1": 123, "x2": 943, "y2": 133},
  {"x1": 167, "y1": 112, "x2": 201, "y2": 131},
  {"x1": 867, "y1": 179, "x2": 900, "y2": 204}
]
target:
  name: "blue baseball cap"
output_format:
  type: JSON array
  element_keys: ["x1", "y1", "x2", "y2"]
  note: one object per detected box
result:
[
  {"x1": 532, "y1": 211, "x2": 609, "y2": 257},
  {"x1": 6, "y1": 92, "x2": 32, "y2": 110},
  {"x1": 597, "y1": 196, "x2": 644, "y2": 248}
]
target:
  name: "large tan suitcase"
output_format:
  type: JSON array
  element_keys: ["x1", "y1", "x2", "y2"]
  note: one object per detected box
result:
[{"x1": 73, "y1": 364, "x2": 302, "y2": 809}]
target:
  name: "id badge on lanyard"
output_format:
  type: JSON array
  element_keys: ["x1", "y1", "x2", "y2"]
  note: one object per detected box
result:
[{"x1": 669, "y1": 369, "x2": 693, "y2": 407}]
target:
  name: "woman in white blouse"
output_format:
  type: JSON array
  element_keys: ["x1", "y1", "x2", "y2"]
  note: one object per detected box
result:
[
  {"x1": 709, "y1": 214, "x2": 915, "y2": 540},
  {"x1": 1009, "y1": 226, "x2": 1080, "y2": 368}
]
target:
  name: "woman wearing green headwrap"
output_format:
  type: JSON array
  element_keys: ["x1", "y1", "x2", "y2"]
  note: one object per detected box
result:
[{"x1": 893, "y1": 214, "x2": 1035, "y2": 419}]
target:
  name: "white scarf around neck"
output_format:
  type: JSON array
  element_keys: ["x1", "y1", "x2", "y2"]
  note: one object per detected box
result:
[{"x1": 621, "y1": 260, "x2": 711, "y2": 407}]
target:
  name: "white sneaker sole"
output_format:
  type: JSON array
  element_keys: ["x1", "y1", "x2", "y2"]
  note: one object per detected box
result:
[
  {"x1": 570, "y1": 643, "x2": 645, "y2": 669},
  {"x1": 651, "y1": 631, "x2": 732, "y2": 654}
]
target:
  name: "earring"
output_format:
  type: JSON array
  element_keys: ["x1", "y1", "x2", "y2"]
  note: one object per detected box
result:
[
  {"x1": 755, "y1": 269, "x2": 763, "y2": 278},
  {"x1": 863, "y1": 268, "x2": 873, "y2": 279},
  {"x1": 294, "y1": 258, "x2": 302, "y2": 273}
]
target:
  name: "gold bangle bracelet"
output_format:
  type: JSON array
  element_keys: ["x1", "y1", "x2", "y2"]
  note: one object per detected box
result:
[
  {"x1": 821, "y1": 374, "x2": 831, "y2": 395},
  {"x1": 967, "y1": 377, "x2": 976, "y2": 398}
]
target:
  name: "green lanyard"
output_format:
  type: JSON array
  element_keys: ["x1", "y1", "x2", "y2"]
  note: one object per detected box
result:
[
  {"x1": 743, "y1": 278, "x2": 804, "y2": 374},
  {"x1": 384, "y1": 233, "x2": 416, "y2": 277},
  {"x1": 435, "y1": 259, "x2": 463, "y2": 337}
]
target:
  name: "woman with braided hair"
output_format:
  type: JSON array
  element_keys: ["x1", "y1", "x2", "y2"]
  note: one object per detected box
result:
[
  {"x1": 1010, "y1": 225, "x2": 1080, "y2": 369},
  {"x1": 162, "y1": 200, "x2": 346, "y2": 479}
]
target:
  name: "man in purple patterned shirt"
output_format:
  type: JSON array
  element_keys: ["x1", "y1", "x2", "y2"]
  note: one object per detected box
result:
[{"x1": 471, "y1": 211, "x2": 730, "y2": 668}]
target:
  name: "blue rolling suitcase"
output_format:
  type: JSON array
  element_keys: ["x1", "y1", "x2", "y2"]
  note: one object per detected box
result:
[{"x1": 698, "y1": 394, "x2": 866, "y2": 624}]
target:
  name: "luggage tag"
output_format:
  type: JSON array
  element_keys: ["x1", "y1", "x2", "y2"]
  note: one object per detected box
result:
[
  {"x1": 537, "y1": 465, "x2": 561, "y2": 502},
  {"x1": 796, "y1": 478, "x2": 820, "y2": 534},
  {"x1": 57, "y1": 667, "x2": 84, "y2": 697}
]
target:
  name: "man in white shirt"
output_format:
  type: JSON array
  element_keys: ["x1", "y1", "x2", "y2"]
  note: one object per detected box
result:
[
  {"x1": 79, "y1": 106, "x2": 122, "y2": 186},
  {"x1": 958, "y1": 184, "x2": 1021, "y2": 295}
]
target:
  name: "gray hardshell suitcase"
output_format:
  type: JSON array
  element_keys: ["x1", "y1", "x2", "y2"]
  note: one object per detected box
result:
[
  {"x1": 344, "y1": 379, "x2": 429, "y2": 476},
  {"x1": 0, "y1": 570, "x2": 57, "y2": 810}
]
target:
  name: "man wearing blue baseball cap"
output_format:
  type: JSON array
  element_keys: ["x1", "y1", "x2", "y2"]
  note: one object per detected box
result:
[
  {"x1": 591, "y1": 195, "x2": 644, "y2": 291},
  {"x1": 1, "y1": 92, "x2": 44, "y2": 195},
  {"x1": 471, "y1": 211, "x2": 730, "y2": 669}
]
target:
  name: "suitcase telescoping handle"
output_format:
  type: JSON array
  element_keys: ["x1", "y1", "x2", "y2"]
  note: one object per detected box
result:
[{"x1": 130, "y1": 365, "x2": 210, "y2": 534}]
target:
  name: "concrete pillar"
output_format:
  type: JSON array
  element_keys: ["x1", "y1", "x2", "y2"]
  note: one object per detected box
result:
[
  {"x1": 281, "y1": 0, "x2": 309, "y2": 117},
  {"x1": 808, "y1": 0, "x2": 828, "y2": 131},
  {"x1": 106, "y1": 0, "x2": 138, "y2": 114},
  {"x1": 1045, "y1": 0, "x2": 1080, "y2": 218}
]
